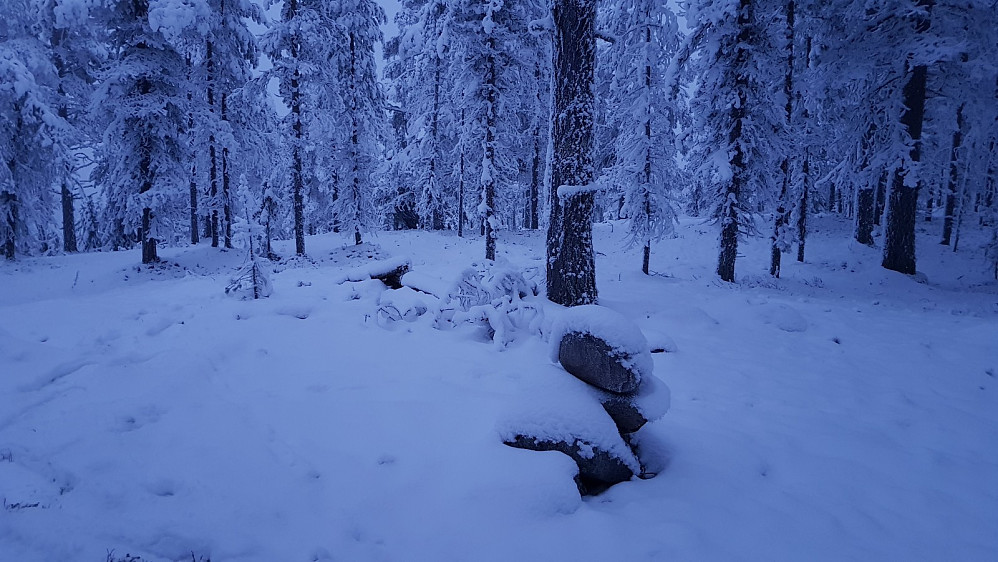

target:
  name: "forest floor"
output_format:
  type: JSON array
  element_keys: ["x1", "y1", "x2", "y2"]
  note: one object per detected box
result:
[{"x1": 1, "y1": 214, "x2": 996, "y2": 561}]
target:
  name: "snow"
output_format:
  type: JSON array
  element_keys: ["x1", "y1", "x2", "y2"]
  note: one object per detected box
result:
[
  {"x1": 335, "y1": 255, "x2": 410, "y2": 283},
  {"x1": 1, "y1": 216, "x2": 997, "y2": 561}
]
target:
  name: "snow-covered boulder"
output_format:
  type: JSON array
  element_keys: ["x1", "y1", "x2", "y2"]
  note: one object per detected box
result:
[
  {"x1": 377, "y1": 286, "x2": 431, "y2": 324},
  {"x1": 594, "y1": 373, "x2": 671, "y2": 434},
  {"x1": 504, "y1": 434, "x2": 634, "y2": 496},
  {"x1": 338, "y1": 256, "x2": 410, "y2": 289},
  {"x1": 551, "y1": 305, "x2": 653, "y2": 394}
]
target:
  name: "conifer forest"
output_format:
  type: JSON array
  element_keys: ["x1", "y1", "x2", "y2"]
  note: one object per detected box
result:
[{"x1": 1, "y1": 1, "x2": 996, "y2": 560}]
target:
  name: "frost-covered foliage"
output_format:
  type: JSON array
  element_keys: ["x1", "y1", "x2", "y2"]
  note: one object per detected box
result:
[
  {"x1": 675, "y1": 0, "x2": 786, "y2": 281},
  {"x1": 386, "y1": 0, "x2": 457, "y2": 231},
  {"x1": 328, "y1": 0, "x2": 387, "y2": 245},
  {"x1": 600, "y1": 0, "x2": 681, "y2": 271},
  {"x1": 226, "y1": 175, "x2": 272, "y2": 299},
  {"x1": 448, "y1": 0, "x2": 545, "y2": 258},
  {"x1": 187, "y1": 0, "x2": 264, "y2": 248},
  {"x1": 0, "y1": 2, "x2": 76, "y2": 258},
  {"x1": 437, "y1": 261, "x2": 543, "y2": 348},
  {"x1": 91, "y1": 0, "x2": 194, "y2": 261},
  {"x1": 261, "y1": 0, "x2": 345, "y2": 253}
]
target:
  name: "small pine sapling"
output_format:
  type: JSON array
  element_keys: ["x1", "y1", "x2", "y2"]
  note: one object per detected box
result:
[{"x1": 226, "y1": 176, "x2": 272, "y2": 299}]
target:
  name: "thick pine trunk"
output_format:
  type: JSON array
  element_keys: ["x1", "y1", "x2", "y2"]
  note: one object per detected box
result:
[
  {"x1": 874, "y1": 171, "x2": 887, "y2": 225},
  {"x1": 883, "y1": 0, "x2": 932, "y2": 275},
  {"x1": 856, "y1": 187, "x2": 875, "y2": 245},
  {"x1": 546, "y1": 0, "x2": 598, "y2": 306}
]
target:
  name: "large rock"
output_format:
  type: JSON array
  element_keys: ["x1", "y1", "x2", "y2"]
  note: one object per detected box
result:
[
  {"x1": 558, "y1": 332, "x2": 642, "y2": 394},
  {"x1": 599, "y1": 395, "x2": 647, "y2": 434},
  {"x1": 595, "y1": 372, "x2": 671, "y2": 435},
  {"x1": 504, "y1": 434, "x2": 634, "y2": 495}
]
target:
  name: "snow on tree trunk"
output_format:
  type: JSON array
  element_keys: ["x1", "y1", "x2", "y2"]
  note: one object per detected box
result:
[
  {"x1": 941, "y1": 102, "x2": 964, "y2": 246},
  {"x1": 717, "y1": 0, "x2": 752, "y2": 284},
  {"x1": 883, "y1": 0, "x2": 933, "y2": 275},
  {"x1": 546, "y1": 0, "x2": 598, "y2": 306}
]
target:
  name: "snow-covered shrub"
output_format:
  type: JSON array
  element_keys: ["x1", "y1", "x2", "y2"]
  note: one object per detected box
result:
[
  {"x1": 376, "y1": 286, "x2": 431, "y2": 327},
  {"x1": 437, "y1": 262, "x2": 543, "y2": 348},
  {"x1": 225, "y1": 261, "x2": 273, "y2": 300},
  {"x1": 225, "y1": 178, "x2": 272, "y2": 300}
]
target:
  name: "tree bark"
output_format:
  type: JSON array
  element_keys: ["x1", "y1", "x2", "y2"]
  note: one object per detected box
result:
[
  {"x1": 771, "y1": 0, "x2": 794, "y2": 278},
  {"x1": 529, "y1": 63, "x2": 542, "y2": 231},
  {"x1": 941, "y1": 103, "x2": 964, "y2": 245},
  {"x1": 546, "y1": 0, "x2": 598, "y2": 306},
  {"x1": 718, "y1": 0, "x2": 751, "y2": 283},
  {"x1": 797, "y1": 150, "x2": 809, "y2": 262},
  {"x1": 289, "y1": 0, "x2": 305, "y2": 256},
  {"x1": 882, "y1": 0, "x2": 932, "y2": 275},
  {"x1": 856, "y1": 187, "x2": 875, "y2": 245},
  {"x1": 795, "y1": 36, "x2": 811, "y2": 264},
  {"x1": 483, "y1": 37, "x2": 497, "y2": 261},
  {"x1": 1, "y1": 190, "x2": 16, "y2": 260}
]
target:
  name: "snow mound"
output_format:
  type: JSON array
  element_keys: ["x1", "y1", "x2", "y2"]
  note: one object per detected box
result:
[
  {"x1": 336, "y1": 256, "x2": 411, "y2": 284},
  {"x1": 548, "y1": 305, "x2": 653, "y2": 381},
  {"x1": 377, "y1": 287, "x2": 431, "y2": 324},
  {"x1": 644, "y1": 328, "x2": 678, "y2": 353},
  {"x1": 631, "y1": 372, "x2": 671, "y2": 423},
  {"x1": 759, "y1": 303, "x2": 808, "y2": 333},
  {"x1": 496, "y1": 366, "x2": 641, "y2": 475}
]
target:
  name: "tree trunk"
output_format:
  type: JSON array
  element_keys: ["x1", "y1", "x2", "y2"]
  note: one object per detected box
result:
[
  {"x1": 882, "y1": 0, "x2": 932, "y2": 275},
  {"x1": 1, "y1": 191, "x2": 16, "y2": 260},
  {"x1": 941, "y1": 103, "x2": 964, "y2": 245},
  {"x1": 795, "y1": 36, "x2": 811, "y2": 264},
  {"x1": 289, "y1": 0, "x2": 305, "y2": 256},
  {"x1": 349, "y1": 32, "x2": 364, "y2": 246},
  {"x1": 61, "y1": 181, "x2": 76, "y2": 253},
  {"x1": 874, "y1": 170, "x2": 887, "y2": 225},
  {"x1": 529, "y1": 63, "x2": 542, "y2": 231},
  {"x1": 484, "y1": 39, "x2": 498, "y2": 261},
  {"x1": 52, "y1": 29, "x2": 77, "y2": 254},
  {"x1": 141, "y1": 207, "x2": 158, "y2": 263},
  {"x1": 188, "y1": 77, "x2": 199, "y2": 245},
  {"x1": 222, "y1": 93, "x2": 232, "y2": 249},
  {"x1": 771, "y1": 0, "x2": 794, "y2": 278},
  {"x1": 458, "y1": 118, "x2": 466, "y2": 238},
  {"x1": 797, "y1": 150, "x2": 809, "y2": 262},
  {"x1": 718, "y1": 0, "x2": 751, "y2": 283},
  {"x1": 546, "y1": 0, "x2": 598, "y2": 306},
  {"x1": 925, "y1": 183, "x2": 934, "y2": 221},
  {"x1": 856, "y1": 187, "x2": 875, "y2": 245}
]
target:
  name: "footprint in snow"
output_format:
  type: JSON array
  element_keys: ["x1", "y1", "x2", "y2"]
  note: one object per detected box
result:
[{"x1": 146, "y1": 478, "x2": 178, "y2": 497}]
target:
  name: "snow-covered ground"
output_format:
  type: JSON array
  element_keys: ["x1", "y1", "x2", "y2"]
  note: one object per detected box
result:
[{"x1": 1, "y1": 216, "x2": 996, "y2": 561}]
